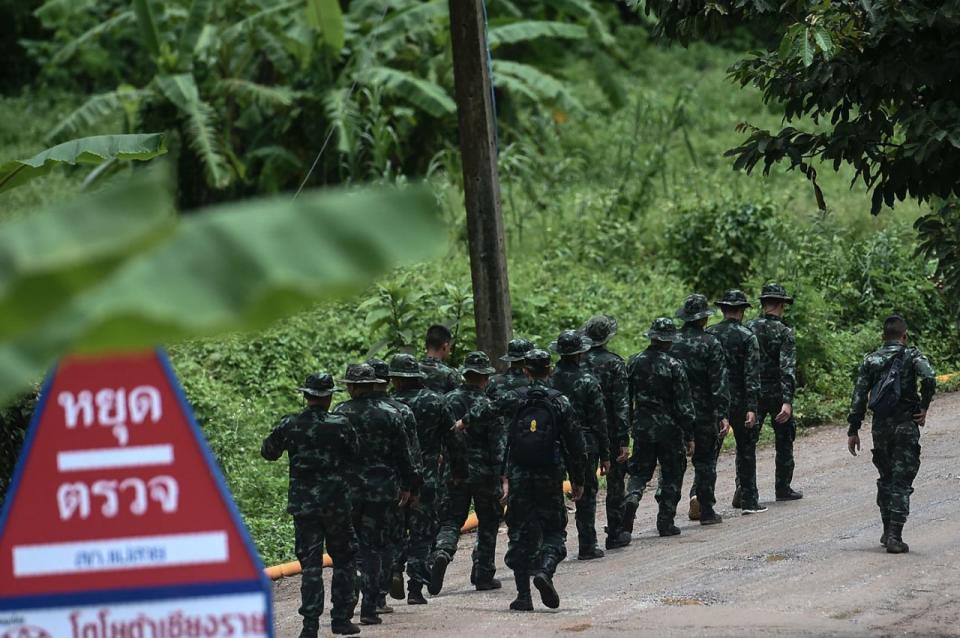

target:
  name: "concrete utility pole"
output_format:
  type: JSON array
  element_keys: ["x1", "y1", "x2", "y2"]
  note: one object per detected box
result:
[{"x1": 448, "y1": 0, "x2": 513, "y2": 366}]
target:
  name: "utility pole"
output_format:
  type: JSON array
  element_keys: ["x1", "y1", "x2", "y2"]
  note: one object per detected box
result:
[{"x1": 448, "y1": 0, "x2": 513, "y2": 366}]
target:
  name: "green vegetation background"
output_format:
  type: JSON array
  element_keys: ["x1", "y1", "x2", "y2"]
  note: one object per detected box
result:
[{"x1": 3, "y1": 27, "x2": 957, "y2": 565}]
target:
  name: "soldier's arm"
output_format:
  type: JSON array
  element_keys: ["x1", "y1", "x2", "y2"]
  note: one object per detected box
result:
[
  {"x1": 557, "y1": 396, "x2": 587, "y2": 486},
  {"x1": 915, "y1": 353, "x2": 937, "y2": 410},
  {"x1": 260, "y1": 415, "x2": 290, "y2": 461},
  {"x1": 710, "y1": 340, "x2": 731, "y2": 422},
  {"x1": 609, "y1": 359, "x2": 631, "y2": 448},
  {"x1": 393, "y1": 414, "x2": 420, "y2": 492},
  {"x1": 626, "y1": 356, "x2": 637, "y2": 436},
  {"x1": 781, "y1": 328, "x2": 798, "y2": 404},
  {"x1": 675, "y1": 367, "x2": 696, "y2": 443},
  {"x1": 846, "y1": 358, "x2": 872, "y2": 436},
  {"x1": 343, "y1": 419, "x2": 359, "y2": 460},
  {"x1": 436, "y1": 399, "x2": 467, "y2": 479},
  {"x1": 745, "y1": 333, "x2": 761, "y2": 414},
  {"x1": 587, "y1": 378, "x2": 610, "y2": 462}
]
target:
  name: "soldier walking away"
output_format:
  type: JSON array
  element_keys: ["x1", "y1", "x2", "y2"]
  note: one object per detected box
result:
[
  {"x1": 549, "y1": 330, "x2": 609, "y2": 560},
  {"x1": 846, "y1": 315, "x2": 936, "y2": 554},
  {"x1": 430, "y1": 352, "x2": 506, "y2": 594},
  {"x1": 388, "y1": 354, "x2": 465, "y2": 605},
  {"x1": 708, "y1": 290, "x2": 766, "y2": 514},
  {"x1": 502, "y1": 349, "x2": 586, "y2": 612},
  {"x1": 747, "y1": 283, "x2": 803, "y2": 502},
  {"x1": 487, "y1": 338, "x2": 535, "y2": 403},
  {"x1": 581, "y1": 315, "x2": 632, "y2": 550},
  {"x1": 672, "y1": 294, "x2": 730, "y2": 525},
  {"x1": 420, "y1": 324, "x2": 464, "y2": 394},
  {"x1": 334, "y1": 364, "x2": 418, "y2": 627},
  {"x1": 623, "y1": 319, "x2": 696, "y2": 537},
  {"x1": 260, "y1": 374, "x2": 361, "y2": 637}
]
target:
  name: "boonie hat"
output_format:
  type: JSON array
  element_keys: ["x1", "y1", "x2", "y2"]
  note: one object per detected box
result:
[
  {"x1": 341, "y1": 363, "x2": 383, "y2": 385},
  {"x1": 549, "y1": 330, "x2": 593, "y2": 356},
  {"x1": 298, "y1": 373, "x2": 339, "y2": 397},
  {"x1": 715, "y1": 289, "x2": 752, "y2": 308},
  {"x1": 501, "y1": 338, "x2": 535, "y2": 362},
  {"x1": 759, "y1": 282, "x2": 794, "y2": 304},
  {"x1": 581, "y1": 314, "x2": 618, "y2": 346},
  {"x1": 461, "y1": 351, "x2": 496, "y2": 375},
  {"x1": 388, "y1": 354, "x2": 426, "y2": 378},
  {"x1": 676, "y1": 293, "x2": 715, "y2": 322},
  {"x1": 646, "y1": 317, "x2": 678, "y2": 342}
]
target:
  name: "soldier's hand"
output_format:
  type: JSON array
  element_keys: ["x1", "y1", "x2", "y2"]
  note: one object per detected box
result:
[
  {"x1": 616, "y1": 446, "x2": 630, "y2": 463},
  {"x1": 848, "y1": 435, "x2": 860, "y2": 457},
  {"x1": 719, "y1": 419, "x2": 731, "y2": 437},
  {"x1": 452, "y1": 419, "x2": 467, "y2": 432},
  {"x1": 745, "y1": 411, "x2": 756, "y2": 429},
  {"x1": 600, "y1": 460, "x2": 611, "y2": 476},
  {"x1": 398, "y1": 490, "x2": 411, "y2": 507},
  {"x1": 913, "y1": 409, "x2": 927, "y2": 427},
  {"x1": 775, "y1": 403, "x2": 793, "y2": 424},
  {"x1": 686, "y1": 441, "x2": 695, "y2": 456},
  {"x1": 570, "y1": 484, "x2": 584, "y2": 501}
]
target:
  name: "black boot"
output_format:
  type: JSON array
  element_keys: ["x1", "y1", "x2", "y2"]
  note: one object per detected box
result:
[
  {"x1": 330, "y1": 620, "x2": 361, "y2": 636},
  {"x1": 389, "y1": 571, "x2": 405, "y2": 600},
  {"x1": 510, "y1": 572, "x2": 533, "y2": 611},
  {"x1": 359, "y1": 601, "x2": 381, "y2": 626},
  {"x1": 776, "y1": 487, "x2": 803, "y2": 501},
  {"x1": 886, "y1": 521, "x2": 909, "y2": 554},
  {"x1": 475, "y1": 575, "x2": 502, "y2": 591},
  {"x1": 532, "y1": 572, "x2": 560, "y2": 609},
  {"x1": 376, "y1": 595, "x2": 393, "y2": 614},
  {"x1": 622, "y1": 501, "x2": 639, "y2": 534},
  {"x1": 699, "y1": 504, "x2": 723, "y2": 526},
  {"x1": 658, "y1": 524, "x2": 681, "y2": 537},
  {"x1": 731, "y1": 488, "x2": 742, "y2": 509},
  {"x1": 880, "y1": 511, "x2": 890, "y2": 547},
  {"x1": 299, "y1": 619, "x2": 319, "y2": 638},
  {"x1": 605, "y1": 528, "x2": 632, "y2": 549},
  {"x1": 577, "y1": 546, "x2": 605, "y2": 560},
  {"x1": 407, "y1": 582, "x2": 427, "y2": 605},
  {"x1": 428, "y1": 553, "x2": 449, "y2": 596}
]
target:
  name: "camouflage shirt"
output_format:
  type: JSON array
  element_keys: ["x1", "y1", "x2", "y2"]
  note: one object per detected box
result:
[
  {"x1": 487, "y1": 366, "x2": 529, "y2": 403},
  {"x1": 550, "y1": 360, "x2": 610, "y2": 461},
  {"x1": 334, "y1": 395, "x2": 419, "y2": 502},
  {"x1": 583, "y1": 345, "x2": 630, "y2": 449},
  {"x1": 847, "y1": 341, "x2": 937, "y2": 435},
  {"x1": 747, "y1": 313, "x2": 797, "y2": 404},
  {"x1": 420, "y1": 356, "x2": 462, "y2": 394},
  {"x1": 626, "y1": 347, "x2": 696, "y2": 442},
  {"x1": 669, "y1": 324, "x2": 730, "y2": 425},
  {"x1": 371, "y1": 390, "x2": 424, "y2": 478},
  {"x1": 393, "y1": 386, "x2": 466, "y2": 483},
  {"x1": 261, "y1": 405, "x2": 358, "y2": 516},
  {"x1": 445, "y1": 385, "x2": 506, "y2": 481},
  {"x1": 707, "y1": 318, "x2": 761, "y2": 413}
]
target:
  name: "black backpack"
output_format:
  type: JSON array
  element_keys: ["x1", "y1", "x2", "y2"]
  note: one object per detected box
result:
[
  {"x1": 509, "y1": 388, "x2": 560, "y2": 469},
  {"x1": 868, "y1": 349, "x2": 908, "y2": 419}
]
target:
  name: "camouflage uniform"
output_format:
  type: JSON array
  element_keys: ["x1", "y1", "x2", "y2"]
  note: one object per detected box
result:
[
  {"x1": 625, "y1": 319, "x2": 696, "y2": 534},
  {"x1": 420, "y1": 356, "x2": 463, "y2": 394},
  {"x1": 334, "y1": 364, "x2": 418, "y2": 620},
  {"x1": 847, "y1": 340, "x2": 936, "y2": 529},
  {"x1": 707, "y1": 290, "x2": 762, "y2": 510},
  {"x1": 433, "y1": 352, "x2": 505, "y2": 590},
  {"x1": 747, "y1": 283, "x2": 799, "y2": 497},
  {"x1": 581, "y1": 316, "x2": 631, "y2": 547},
  {"x1": 260, "y1": 374, "x2": 359, "y2": 634},
  {"x1": 487, "y1": 338, "x2": 534, "y2": 404},
  {"x1": 549, "y1": 331, "x2": 608, "y2": 556},
  {"x1": 671, "y1": 295, "x2": 730, "y2": 520}
]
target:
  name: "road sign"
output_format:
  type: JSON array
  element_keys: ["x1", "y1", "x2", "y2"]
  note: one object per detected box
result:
[{"x1": 0, "y1": 350, "x2": 273, "y2": 637}]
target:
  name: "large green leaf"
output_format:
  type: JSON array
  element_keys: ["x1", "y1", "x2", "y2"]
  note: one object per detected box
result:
[
  {"x1": 361, "y1": 66, "x2": 455, "y2": 118},
  {"x1": 492, "y1": 60, "x2": 583, "y2": 110},
  {"x1": 45, "y1": 87, "x2": 148, "y2": 144},
  {"x1": 487, "y1": 20, "x2": 587, "y2": 49},
  {"x1": 0, "y1": 134, "x2": 167, "y2": 194},
  {"x1": 306, "y1": 0, "x2": 345, "y2": 51},
  {"x1": 49, "y1": 10, "x2": 135, "y2": 65},
  {"x1": 177, "y1": 0, "x2": 213, "y2": 69}
]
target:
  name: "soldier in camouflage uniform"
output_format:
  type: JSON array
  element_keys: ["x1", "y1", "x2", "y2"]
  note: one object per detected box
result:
[
  {"x1": 487, "y1": 338, "x2": 534, "y2": 403},
  {"x1": 623, "y1": 318, "x2": 696, "y2": 536},
  {"x1": 0, "y1": 390, "x2": 36, "y2": 509},
  {"x1": 549, "y1": 330, "x2": 609, "y2": 560},
  {"x1": 672, "y1": 294, "x2": 730, "y2": 525},
  {"x1": 581, "y1": 315, "x2": 632, "y2": 549},
  {"x1": 261, "y1": 374, "x2": 361, "y2": 637},
  {"x1": 847, "y1": 315, "x2": 936, "y2": 554},
  {"x1": 420, "y1": 324, "x2": 463, "y2": 394},
  {"x1": 334, "y1": 364, "x2": 418, "y2": 626},
  {"x1": 365, "y1": 358, "x2": 422, "y2": 611},
  {"x1": 708, "y1": 290, "x2": 766, "y2": 514},
  {"x1": 430, "y1": 352, "x2": 506, "y2": 594},
  {"x1": 747, "y1": 283, "x2": 803, "y2": 501},
  {"x1": 388, "y1": 354, "x2": 465, "y2": 604},
  {"x1": 502, "y1": 349, "x2": 586, "y2": 611}
]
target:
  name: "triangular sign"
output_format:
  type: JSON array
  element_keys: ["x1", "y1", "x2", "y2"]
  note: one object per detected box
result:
[{"x1": 0, "y1": 350, "x2": 273, "y2": 637}]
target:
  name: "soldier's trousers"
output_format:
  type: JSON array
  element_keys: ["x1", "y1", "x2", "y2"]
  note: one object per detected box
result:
[
  {"x1": 758, "y1": 397, "x2": 796, "y2": 492},
  {"x1": 626, "y1": 433, "x2": 686, "y2": 529},
  {"x1": 504, "y1": 477, "x2": 567, "y2": 578},
  {"x1": 352, "y1": 499, "x2": 395, "y2": 611},
  {"x1": 731, "y1": 409, "x2": 761, "y2": 508},
  {"x1": 575, "y1": 453, "x2": 600, "y2": 551},
  {"x1": 404, "y1": 480, "x2": 442, "y2": 587},
  {"x1": 605, "y1": 457, "x2": 628, "y2": 537},
  {"x1": 871, "y1": 420, "x2": 921, "y2": 522},
  {"x1": 294, "y1": 512, "x2": 358, "y2": 623},
  {"x1": 434, "y1": 477, "x2": 503, "y2": 582},
  {"x1": 689, "y1": 429, "x2": 724, "y2": 499},
  {"x1": 690, "y1": 420, "x2": 720, "y2": 509}
]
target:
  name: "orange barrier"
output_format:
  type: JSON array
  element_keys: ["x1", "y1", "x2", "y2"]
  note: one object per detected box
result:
[{"x1": 937, "y1": 372, "x2": 957, "y2": 383}]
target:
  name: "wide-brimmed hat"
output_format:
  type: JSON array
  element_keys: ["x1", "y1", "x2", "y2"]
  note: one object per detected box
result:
[
  {"x1": 461, "y1": 351, "x2": 496, "y2": 375},
  {"x1": 549, "y1": 330, "x2": 593, "y2": 356},
  {"x1": 298, "y1": 373, "x2": 339, "y2": 397},
  {"x1": 365, "y1": 358, "x2": 390, "y2": 383},
  {"x1": 524, "y1": 348, "x2": 552, "y2": 369},
  {"x1": 715, "y1": 289, "x2": 752, "y2": 309},
  {"x1": 501, "y1": 338, "x2": 535, "y2": 362},
  {"x1": 676, "y1": 293, "x2": 715, "y2": 322},
  {"x1": 758, "y1": 282, "x2": 794, "y2": 304},
  {"x1": 646, "y1": 317, "x2": 678, "y2": 342},
  {"x1": 340, "y1": 363, "x2": 383, "y2": 385},
  {"x1": 581, "y1": 314, "x2": 618, "y2": 346},
  {"x1": 388, "y1": 353, "x2": 426, "y2": 378}
]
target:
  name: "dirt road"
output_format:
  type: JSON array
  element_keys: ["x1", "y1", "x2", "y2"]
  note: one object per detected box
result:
[{"x1": 270, "y1": 392, "x2": 960, "y2": 637}]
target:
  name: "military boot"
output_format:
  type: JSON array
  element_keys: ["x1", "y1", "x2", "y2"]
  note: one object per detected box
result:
[
  {"x1": 376, "y1": 595, "x2": 393, "y2": 614},
  {"x1": 880, "y1": 511, "x2": 891, "y2": 547},
  {"x1": 622, "y1": 501, "x2": 639, "y2": 534},
  {"x1": 886, "y1": 521, "x2": 909, "y2": 554},
  {"x1": 532, "y1": 572, "x2": 560, "y2": 609},
  {"x1": 731, "y1": 488, "x2": 742, "y2": 509},
  {"x1": 509, "y1": 573, "x2": 533, "y2": 611},
  {"x1": 330, "y1": 620, "x2": 361, "y2": 636},
  {"x1": 389, "y1": 570, "x2": 405, "y2": 600},
  {"x1": 605, "y1": 528, "x2": 632, "y2": 549},
  {"x1": 407, "y1": 582, "x2": 427, "y2": 605},
  {"x1": 428, "y1": 553, "x2": 449, "y2": 595},
  {"x1": 299, "y1": 618, "x2": 320, "y2": 638},
  {"x1": 658, "y1": 524, "x2": 681, "y2": 537},
  {"x1": 775, "y1": 487, "x2": 803, "y2": 501},
  {"x1": 688, "y1": 496, "x2": 700, "y2": 521},
  {"x1": 699, "y1": 503, "x2": 723, "y2": 526},
  {"x1": 359, "y1": 600, "x2": 381, "y2": 626},
  {"x1": 578, "y1": 546, "x2": 605, "y2": 560}
]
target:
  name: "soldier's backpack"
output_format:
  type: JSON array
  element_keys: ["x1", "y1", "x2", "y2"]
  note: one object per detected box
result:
[
  {"x1": 509, "y1": 388, "x2": 560, "y2": 469},
  {"x1": 868, "y1": 349, "x2": 908, "y2": 419}
]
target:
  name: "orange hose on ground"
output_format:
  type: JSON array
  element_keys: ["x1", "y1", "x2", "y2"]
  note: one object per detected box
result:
[{"x1": 937, "y1": 372, "x2": 956, "y2": 383}]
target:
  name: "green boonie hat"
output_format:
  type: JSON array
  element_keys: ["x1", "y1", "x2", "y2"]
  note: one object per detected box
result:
[
  {"x1": 461, "y1": 351, "x2": 496, "y2": 375},
  {"x1": 549, "y1": 330, "x2": 593, "y2": 356},
  {"x1": 715, "y1": 289, "x2": 752, "y2": 308},
  {"x1": 501, "y1": 338, "x2": 535, "y2": 362},
  {"x1": 759, "y1": 282, "x2": 794, "y2": 304},
  {"x1": 646, "y1": 317, "x2": 678, "y2": 342},
  {"x1": 365, "y1": 358, "x2": 390, "y2": 382},
  {"x1": 298, "y1": 373, "x2": 339, "y2": 397},
  {"x1": 341, "y1": 363, "x2": 383, "y2": 384},
  {"x1": 676, "y1": 293, "x2": 715, "y2": 322},
  {"x1": 524, "y1": 348, "x2": 552, "y2": 368},
  {"x1": 581, "y1": 314, "x2": 618, "y2": 345},
  {"x1": 388, "y1": 353, "x2": 425, "y2": 378}
]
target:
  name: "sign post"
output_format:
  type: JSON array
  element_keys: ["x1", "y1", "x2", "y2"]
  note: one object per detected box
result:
[{"x1": 0, "y1": 350, "x2": 272, "y2": 638}]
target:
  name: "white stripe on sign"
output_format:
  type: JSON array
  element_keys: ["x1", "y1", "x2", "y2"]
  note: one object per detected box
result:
[
  {"x1": 57, "y1": 444, "x2": 174, "y2": 472},
  {"x1": 12, "y1": 531, "x2": 228, "y2": 577}
]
